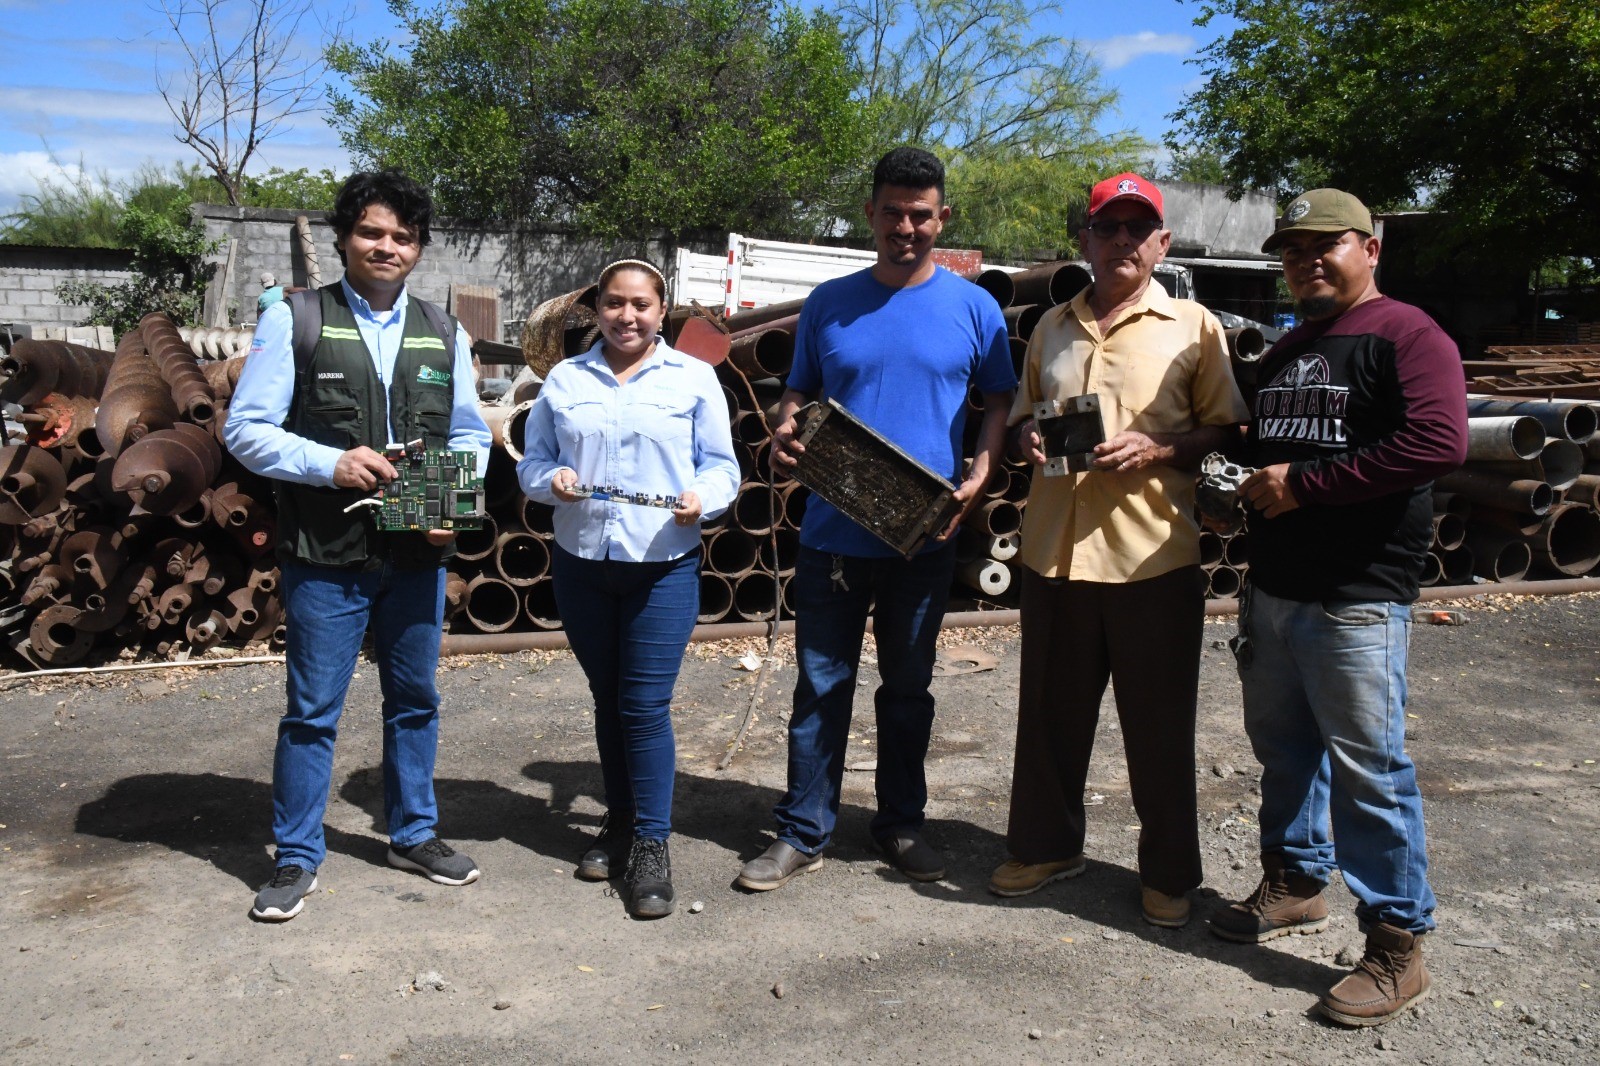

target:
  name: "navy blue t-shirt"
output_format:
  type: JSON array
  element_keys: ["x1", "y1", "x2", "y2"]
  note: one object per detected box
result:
[{"x1": 787, "y1": 266, "x2": 1015, "y2": 557}]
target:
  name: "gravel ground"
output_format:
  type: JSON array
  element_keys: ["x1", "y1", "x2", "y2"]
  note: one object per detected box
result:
[{"x1": 1, "y1": 592, "x2": 1597, "y2": 1064}]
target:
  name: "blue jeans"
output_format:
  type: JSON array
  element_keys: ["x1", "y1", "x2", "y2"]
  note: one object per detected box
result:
[
  {"x1": 274, "y1": 560, "x2": 447, "y2": 870},
  {"x1": 551, "y1": 544, "x2": 699, "y2": 841},
  {"x1": 774, "y1": 543, "x2": 957, "y2": 854},
  {"x1": 1237, "y1": 586, "x2": 1436, "y2": 933}
]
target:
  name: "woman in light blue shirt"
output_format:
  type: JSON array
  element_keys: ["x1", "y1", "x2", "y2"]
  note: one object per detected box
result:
[{"x1": 517, "y1": 259, "x2": 739, "y2": 918}]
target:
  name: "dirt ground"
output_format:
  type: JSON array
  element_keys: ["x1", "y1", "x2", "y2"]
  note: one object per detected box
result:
[{"x1": 2, "y1": 592, "x2": 1597, "y2": 1064}]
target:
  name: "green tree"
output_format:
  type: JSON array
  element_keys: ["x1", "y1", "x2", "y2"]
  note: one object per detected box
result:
[
  {"x1": 328, "y1": 0, "x2": 871, "y2": 240},
  {"x1": 831, "y1": 0, "x2": 1149, "y2": 259},
  {"x1": 1172, "y1": 0, "x2": 1600, "y2": 266},
  {"x1": 1161, "y1": 146, "x2": 1229, "y2": 187},
  {"x1": 0, "y1": 161, "x2": 124, "y2": 248},
  {"x1": 55, "y1": 207, "x2": 218, "y2": 332},
  {"x1": 240, "y1": 168, "x2": 344, "y2": 211}
]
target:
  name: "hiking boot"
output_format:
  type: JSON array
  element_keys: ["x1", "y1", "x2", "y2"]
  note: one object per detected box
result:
[
  {"x1": 736, "y1": 841, "x2": 824, "y2": 891},
  {"x1": 874, "y1": 827, "x2": 945, "y2": 882},
  {"x1": 1212, "y1": 854, "x2": 1330, "y2": 943},
  {"x1": 387, "y1": 837, "x2": 481, "y2": 886},
  {"x1": 251, "y1": 864, "x2": 318, "y2": 922},
  {"x1": 1319, "y1": 923, "x2": 1432, "y2": 1027},
  {"x1": 577, "y1": 811, "x2": 631, "y2": 881},
  {"x1": 988, "y1": 855, "x2": 1087, "y2": 897},
  {"x1": 1141, "y1": 886, "x2": 1192, "y2": 928},
  {"x1": 623, "y1": 836, "x2": 675, "y2": 919}
]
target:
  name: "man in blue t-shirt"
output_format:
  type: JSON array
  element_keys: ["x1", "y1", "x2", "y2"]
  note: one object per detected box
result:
[{"x1": 736, "y1": 147, "x2": 1016, "y2": 891}]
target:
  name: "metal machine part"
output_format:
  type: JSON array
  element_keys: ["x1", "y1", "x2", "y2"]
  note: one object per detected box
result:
[
  {"x1": 1033, "y1": 394, "x2": 1105, "y2": 477},
  {"x1": 1196, "y1": 451, "x2": 1257, "y2": 529}
]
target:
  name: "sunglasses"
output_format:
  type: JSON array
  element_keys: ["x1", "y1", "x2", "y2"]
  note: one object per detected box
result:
[{"x1": 1087, "y1": 218, "x2": 1162, "y2": 241}]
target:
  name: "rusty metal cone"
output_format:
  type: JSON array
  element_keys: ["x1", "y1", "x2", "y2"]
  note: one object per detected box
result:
[
  {"x1": 110, "y1": 429, "x2": 215, "y2": 516},
  {"x1": 520, "y1": 285, "x2": 598, "y2": 377},
  {"x1": 0, "y1": 444, "x2": 67, "y2": 524}
]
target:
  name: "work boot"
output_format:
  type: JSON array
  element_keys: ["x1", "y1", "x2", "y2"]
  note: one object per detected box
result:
[
  {"x1": 1141, "y1": 886, "x2": 1192, "y2": 928},
  {"x1": 577, "y1": 810, "x2": 631, "y2": 881},
  {"x1": 623, "y1": 836, "x2": 675, "y2": 919},
  {"x1": 1212, "y1": 853, "x2": 1330, "y2": 943},
  {"x1": 1319, "y1": 923, "x2": 1432, "y2": 1027},
  {"x1": 988, "y1": 855, "x2": 1087, "y2": 898}
]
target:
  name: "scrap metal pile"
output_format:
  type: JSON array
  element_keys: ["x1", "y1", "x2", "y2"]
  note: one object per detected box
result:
[
  {"x1": 0, "y1": 320, "x2": 275, "y2": 668},
  {"x1": 3, "y1": 281, "x2": 1597, "y2": 668}
]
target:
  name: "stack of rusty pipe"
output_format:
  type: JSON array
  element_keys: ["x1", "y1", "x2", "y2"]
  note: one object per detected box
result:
[
  {"x1": 0, "y1": 314, "x2": 285, "y2": 669},
  {"x1": 1425, "y1": 397, "x2": 1600, "y2": 583}
]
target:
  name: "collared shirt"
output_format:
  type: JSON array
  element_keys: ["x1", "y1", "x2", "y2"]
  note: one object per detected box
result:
[
  {"x1": 517, "y1": 340, "x2": 740, "y2": 563},
  {"x1": 1010, "y1": 281, "x2": 1247, "y2": 581},
  {"x1": 225, "y1": 278, "x2": 492, "y2": 485}
]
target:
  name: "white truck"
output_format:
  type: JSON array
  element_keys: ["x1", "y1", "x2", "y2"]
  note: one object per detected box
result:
[
  {"x1": 670, "y1": 234, "x2": 878, "y2": 316},
  {"x1": 670, "y1": 232, "x2": 1202, "y2": 315}
]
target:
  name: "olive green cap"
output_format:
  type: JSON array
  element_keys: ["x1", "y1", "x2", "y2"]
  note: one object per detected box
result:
[{"x1": 1262, "y1": 188, "x2": 1373, "y2": 254}]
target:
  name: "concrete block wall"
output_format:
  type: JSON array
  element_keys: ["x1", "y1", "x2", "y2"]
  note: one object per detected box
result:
[
  {"x1": 0, "y1": 245, "x2": 137, "y2": 334},
  {"x1": 197, "y1": 205, "x2": 697, "y2": 343}
]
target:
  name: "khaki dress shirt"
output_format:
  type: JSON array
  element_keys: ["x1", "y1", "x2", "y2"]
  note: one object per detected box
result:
[{"x1": 1010, "y1": 281, "x2": 1248, "y2": 581}]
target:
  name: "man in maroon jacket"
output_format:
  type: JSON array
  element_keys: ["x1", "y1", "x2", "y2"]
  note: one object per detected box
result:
[{"x1": 1212, "y1": 189, "x2": 1467, "y2": 1028}]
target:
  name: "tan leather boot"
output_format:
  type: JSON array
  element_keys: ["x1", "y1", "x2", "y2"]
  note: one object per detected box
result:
[
  {"x1": 1319, "y1": 923, "x2": 1432, "y2": 1026},
  {"x1": 1211, "y1": 853, "x2": 1330, "y2": 943}
]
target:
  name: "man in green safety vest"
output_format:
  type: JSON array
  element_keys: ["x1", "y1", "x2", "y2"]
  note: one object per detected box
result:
[{"x1": 224, "y1": 170, "x2": 491, "y2": 922}]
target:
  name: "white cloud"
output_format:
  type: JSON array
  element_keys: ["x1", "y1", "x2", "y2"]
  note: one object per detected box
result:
[
  {"x1": 0, "y1": 150, "x2": 85, "y2": 202},
  {"x1": 1087, "y1": 31, "x2": 1196, "y2": 71},
  {"x1": 0, "y1": 86, "x2": 171, "y2": 127}
]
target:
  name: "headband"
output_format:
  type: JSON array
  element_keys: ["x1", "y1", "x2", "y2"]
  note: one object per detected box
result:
[{"x1": 599, "y1": 258, "x2": 666, "y2": 288}]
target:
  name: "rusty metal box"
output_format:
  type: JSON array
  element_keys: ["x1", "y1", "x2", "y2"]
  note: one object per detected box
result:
[{"x1": 789, "y1": 399, "x2": 960, "y2": 559}]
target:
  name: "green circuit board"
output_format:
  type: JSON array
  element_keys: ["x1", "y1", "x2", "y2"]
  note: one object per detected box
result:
[{"x1": 374, "y1": 447, "x2": 485, "y2": 531}]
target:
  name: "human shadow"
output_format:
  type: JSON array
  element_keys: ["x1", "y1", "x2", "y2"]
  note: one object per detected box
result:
[
  {"x1": 337, "y1": 756, "x2": 1340, "y2": 998},
  {"x1": 879, "y1": 815, "x2": 1345, "y2": 999},
  {"x1": 74, "y1": 772, "x2": 386, "y2": 889},
  {"x1": 336, "y1": 760, "x2": 597, "y2": 866},
  {"x1": 333, "y1": 758, "x2": 889, "y2": 871}
]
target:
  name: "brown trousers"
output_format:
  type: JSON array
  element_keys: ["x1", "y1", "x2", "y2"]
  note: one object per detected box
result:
[{"x1": 1005, "y1": 563, "x2": 1205, "y2": 896}]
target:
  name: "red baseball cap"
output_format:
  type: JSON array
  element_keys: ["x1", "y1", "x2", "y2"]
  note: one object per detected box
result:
[{"x1": 1088, "y1": 172, "x2": 1164, "y2": 221}]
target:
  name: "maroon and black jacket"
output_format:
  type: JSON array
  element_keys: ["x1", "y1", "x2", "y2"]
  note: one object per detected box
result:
[{"x1": 1244, "y1": 296, "x2": 1468, "y2": 604}]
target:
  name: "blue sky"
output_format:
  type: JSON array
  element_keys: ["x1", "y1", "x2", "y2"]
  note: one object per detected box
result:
[{"x1": 0, "y1": 0, "x2": 1229, "y2": 214}]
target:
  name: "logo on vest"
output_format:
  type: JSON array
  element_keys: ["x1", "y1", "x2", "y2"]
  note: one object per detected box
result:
[
  {"x1": 317, "y1": 372, "x2": 345, "y2": 381},
  {"x1": 416, "y1": 365, "x2": 452, "y2": 386}
]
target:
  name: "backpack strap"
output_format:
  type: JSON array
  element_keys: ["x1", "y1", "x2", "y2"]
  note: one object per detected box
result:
[
  {"x1": 410, "y1": 295, "x2": 459, "y2": 356},
  {"x1": 286, "y1": 288, "x2": 322, "y2": 378}
]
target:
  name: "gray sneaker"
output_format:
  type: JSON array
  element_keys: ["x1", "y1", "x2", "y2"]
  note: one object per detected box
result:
[
  {"x1": 388, "y1": 837, "x2": 480, "y2": 886},
  {"x1": 251, "y1": 864, "x2": 318, "y2": 921}
]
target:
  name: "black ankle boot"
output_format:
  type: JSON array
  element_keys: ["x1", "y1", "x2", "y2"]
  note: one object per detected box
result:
[
  {"x1": 624, "y1": 836, "x2": 675, "y2": 919},
  {"x1": 577, "y1": 811, "x2": 631, "y2": 881}
]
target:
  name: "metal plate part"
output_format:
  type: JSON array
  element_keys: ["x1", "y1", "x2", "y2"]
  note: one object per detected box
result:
[{"x1": 1034, "y1": 394, "x2": 1104, "y2": 477}]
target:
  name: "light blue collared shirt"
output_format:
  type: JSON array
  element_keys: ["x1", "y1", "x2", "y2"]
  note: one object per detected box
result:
[
  {"x1": 517, "y1": 340, "x2": 740, "y2": 562},
  {"x1": 224, "y1": 278, "x2": 491, "y2": 486}
]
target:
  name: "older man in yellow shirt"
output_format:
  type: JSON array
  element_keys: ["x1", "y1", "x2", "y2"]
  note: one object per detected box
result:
[{"x1": 989, "y1": 173, "x2": 1249, "y2": 928}]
